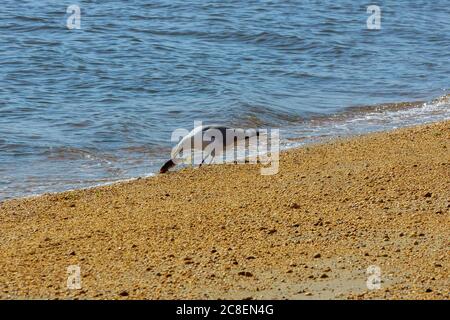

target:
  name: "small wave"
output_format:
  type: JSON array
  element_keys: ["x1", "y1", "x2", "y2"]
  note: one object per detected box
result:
[
  {"x1": 11, "y1": 15, "x2": 48, "y2": 23},
  {"x1": 280, "y1": 93, "x2": 450, "y2": 148},
  {"x1": 230, "y1": 94, "x2": 450, "y2": 131},
  {"x1": 40, "y1": 147, "x2": 117, "y2": 163},
  {"x1": 229, "y1": 103, "x2": 305, "y2": 128}
]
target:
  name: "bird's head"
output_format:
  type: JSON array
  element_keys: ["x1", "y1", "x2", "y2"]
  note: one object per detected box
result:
[{"x1": 160, "y1": 159, "x2": 176, "y2": 173}]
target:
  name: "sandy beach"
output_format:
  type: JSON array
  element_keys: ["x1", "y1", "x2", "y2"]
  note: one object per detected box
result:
[{"x1": 0, "y1": 121, "x2": 448, "y2": 300}]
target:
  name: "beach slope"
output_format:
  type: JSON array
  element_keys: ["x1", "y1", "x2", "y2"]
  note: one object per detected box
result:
[{"x1": 0, "y1": 121, "x2": 449, "y2": 299}]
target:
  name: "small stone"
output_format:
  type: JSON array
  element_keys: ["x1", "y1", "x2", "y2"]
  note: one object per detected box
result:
[
  {"x1": 320, "y1": 273, "x2": 329, "y2": 279},
  {"x1": 238, "y1": 271, "x2": 253, "y2": 277},
  {"x1": 305, "y1": 292, "x2": 313, "y2": 296},
  {"x1": 425, "y1": 288, "x2": 432, "y2": 293},
  {"x1": 313, "y1": 253, "x2": 321, "y2": 258},
  {"x1": 314, "y1": 219, "x2": 323, "y2": 227},
  {"x1": 289, "y1": 203, "x2": 301, "y2": 209},
  {"x1": 423, "y1": 192, "x2": 432, "y2": 198},
  {"x1": 267, "y1": 229, "x2": 277, "y2": 235},
  {"x1": 119, "y1": 291, "x2": 129, "y2": 297}
]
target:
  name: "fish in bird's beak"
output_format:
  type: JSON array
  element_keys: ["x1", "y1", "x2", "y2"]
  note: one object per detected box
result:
[{"x1": 160, "y1": 159, "x2": 176, "y2": 173}]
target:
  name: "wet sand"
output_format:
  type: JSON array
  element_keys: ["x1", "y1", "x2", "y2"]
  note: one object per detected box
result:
[{"x1": 0, "y1": 121, "x2": 449, "y2": 300}]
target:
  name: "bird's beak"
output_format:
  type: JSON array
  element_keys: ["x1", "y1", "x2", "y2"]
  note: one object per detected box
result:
[{"x1": 160, "y1": 159, "x2": 176, "y2": 173}]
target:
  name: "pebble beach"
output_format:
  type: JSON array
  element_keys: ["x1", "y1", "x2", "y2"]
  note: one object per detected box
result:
[{"x1": 0, "y1": 121, "x2": 448, "y2": 299}]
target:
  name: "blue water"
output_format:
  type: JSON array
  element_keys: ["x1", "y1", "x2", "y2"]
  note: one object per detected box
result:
[{"x1": 1, "y1": 0, "x2": 449, "y2": 200}]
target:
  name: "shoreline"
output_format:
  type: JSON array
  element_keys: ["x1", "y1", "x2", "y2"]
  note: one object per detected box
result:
[
  {"x1": 2, "y1": 93, "x2": 449, "y2": 202},
  {"x1": 0, "y1": 120, "x2": 448, "y2": 299}
]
